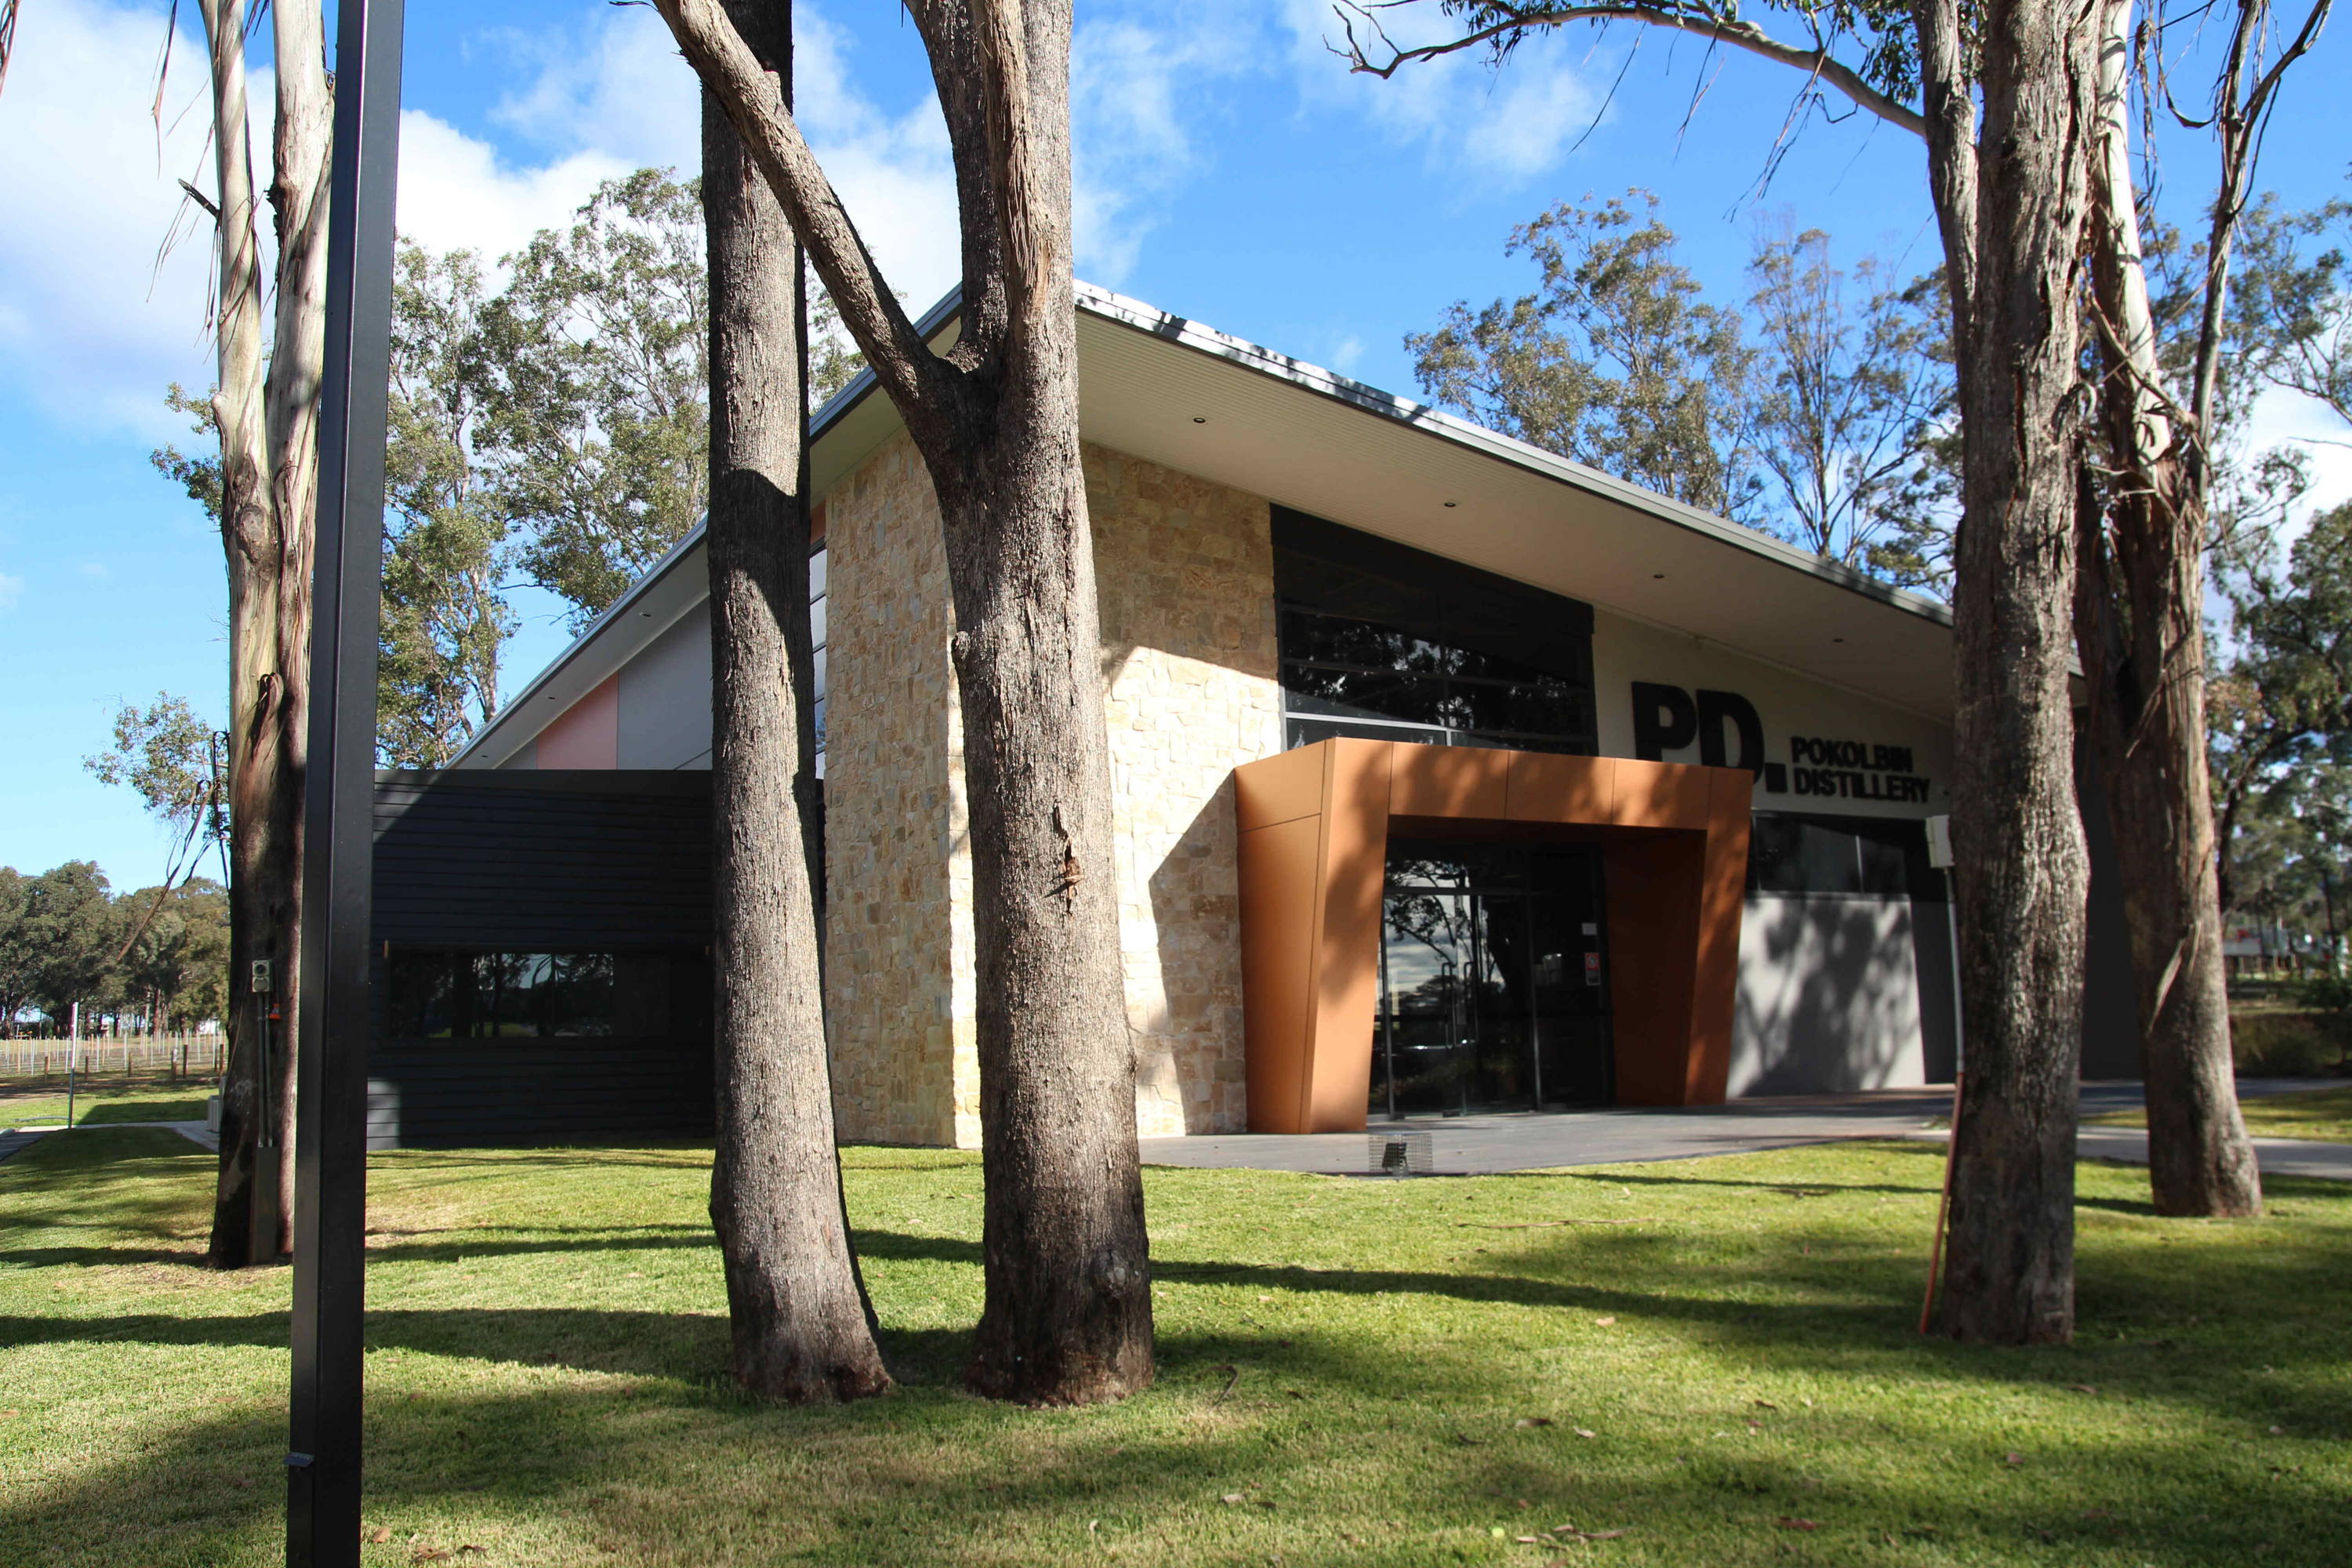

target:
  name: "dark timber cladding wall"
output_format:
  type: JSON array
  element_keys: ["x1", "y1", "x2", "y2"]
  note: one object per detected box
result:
[{"x1": 371, "y1": 771, "x2": 716, "y2": 1149}]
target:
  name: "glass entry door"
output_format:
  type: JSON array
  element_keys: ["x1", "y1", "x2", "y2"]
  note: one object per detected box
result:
[{"x1": 1372, "y1": 840, "x2": 1612, "y2": 1117}]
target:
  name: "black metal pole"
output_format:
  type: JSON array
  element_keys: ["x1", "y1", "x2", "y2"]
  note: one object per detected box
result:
[{"x1": 289, "y1": 0, "x2": 402, "y2": 1560}]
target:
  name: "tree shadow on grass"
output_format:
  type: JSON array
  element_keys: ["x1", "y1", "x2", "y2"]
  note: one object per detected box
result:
[
  {"x1": 1, "y1": 1127, "x2": 212, "y2": 1268},
  {"x1": 1547, "y1": 1143, "x2": 2280, "y2": 1220},
  {"x1": 13, "y1": 1200, "x2": 2347, "y2": 1438},
  {"x1": 2, "y1": 1354, "x2": 2346, "y2": 1568}
]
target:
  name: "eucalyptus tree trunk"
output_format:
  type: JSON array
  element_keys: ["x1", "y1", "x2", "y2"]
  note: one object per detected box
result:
[
  {"x1": 934, "y1": 349, "x2": 1153, "y2": 1408},
  {"x1": 702, "y1": 0, "x2": 891, "y2": 1403},
  {"x1": 655, "y1": 0, "x2": 1153, "y2": 1403},
  {"x1": 1921, "y1": 0, "x2": 2101, "y2": 1345},
  {"x1": 198, "y1": 0, "x2": 298, "y2": 1269},
  {"x1": 2076, "y1": 0, "x2": 2261, "y2": 1219}
]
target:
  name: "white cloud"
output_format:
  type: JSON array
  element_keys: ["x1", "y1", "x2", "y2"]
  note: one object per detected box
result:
[
  {"x1": 1072, "y1": 8, "x2": 1260, "y2": 279},
  {"x1": 484, "y1": 9, "x2": 703, "y2": 174},
  {"x1": 454, "y1": 4, "x2": 964, "y2": 311},
  {"x1": 394, "y1": 114, "x2": 633, "y2": 263},
  {"x1": 1276, "y1": 0, "x2": 1606, "y2": 183},
  {"x1": 0, "y1": 0, "x2": 1281, "y2": 450},
  {"x1": 0, "y1": 572, "x2": 22, "y2": 612},
  {"x1": 0, "y1": 0, "x2": 230, "y2": 439},
  {"x1": 789, "y1": 6, "x2": 962, "y2": 310},
  {"x1": 2242, "y1": 387, "x2": 2352, "y2": 528},
  {"x1": 0, "y1": 0, "x2": 969, "y2": 456}
]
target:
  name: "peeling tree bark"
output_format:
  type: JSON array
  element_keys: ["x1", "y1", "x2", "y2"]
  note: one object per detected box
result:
[
  {"x1": 1930, "y1": 0, "x2": 2102, "y2": 1345},
  {"x1": 198, "y1": 0, "x2": 329, "y2": 1269},
  {"x1": 200, "y1": 0, "x2": 293, "y2": 1268},
  {"x1": 701, "y1": 0, "x2": 891, "y2": 1403},
  {"x1": 657, "y1": 0, "x2": 1152, "y2": 1403},
  {"x1": 2076, "y1": 0, "x2": 2261, "y2": 1220}
]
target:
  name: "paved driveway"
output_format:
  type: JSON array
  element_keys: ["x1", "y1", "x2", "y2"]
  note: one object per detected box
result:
[{"x1": 1138, "y1": 1079, "x2": 2352, "y2": 1180}]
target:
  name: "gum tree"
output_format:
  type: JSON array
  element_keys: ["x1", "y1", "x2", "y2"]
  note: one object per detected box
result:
[
  {"x1": 180, "y1": 0, "x2": 332, "y2": 1266},
  {"x1": 652, "y1": 0, "x2": 1152, "y2": 1402},
  {"x1": 698, "y1": 0, "x2": 891, "y2": 1402},
  {"x1": 1345, "y1": 0, "x2": 2107, "y2": 1339}
]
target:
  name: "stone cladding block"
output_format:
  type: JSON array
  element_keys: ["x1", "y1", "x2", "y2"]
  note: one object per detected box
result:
[
  {"x1": 822, "y1": 436, "x2": 1281, "y2": 1144},
  {"x1": 1086, "y1": 446, "x2": 1283, "y2": 1136},
  {"x1": 820, "y1": 433, "x2": 978, "y2": 1146}
]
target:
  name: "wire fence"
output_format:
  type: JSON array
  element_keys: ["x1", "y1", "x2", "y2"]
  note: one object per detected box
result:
[{"x1": 0, "y1": 1035, "x2": 224, "y2": 1083}]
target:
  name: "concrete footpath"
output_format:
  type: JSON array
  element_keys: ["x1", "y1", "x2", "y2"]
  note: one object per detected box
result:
[
  {"x1": 1139, "y1": 1079, "x2": 2352, "y2": 1180},
  {"x1": 0, "y1": 1120, "x2": 220, "y2": 1163}
]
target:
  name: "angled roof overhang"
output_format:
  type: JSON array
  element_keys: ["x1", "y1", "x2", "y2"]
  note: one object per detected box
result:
[{"x1": 454, "y1": 282, "x2": 1955, "y2": 769}]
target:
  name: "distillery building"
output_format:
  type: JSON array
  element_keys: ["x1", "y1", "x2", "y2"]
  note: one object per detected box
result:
[{"x1": 365, "y1": 284, "x2": 2132, "y2": 1149}]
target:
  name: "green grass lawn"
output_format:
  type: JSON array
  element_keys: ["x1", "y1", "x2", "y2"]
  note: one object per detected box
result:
[
  {"x1": 0, "y1": 1081, "x2": 211, "y2": 1129},
  {"x1": 2092, "y1": 1083, "x2": 2352, "y2": 1143},
  {"x1": 3, "y1": 1131, "x2": 2347, "y2": 1567}
]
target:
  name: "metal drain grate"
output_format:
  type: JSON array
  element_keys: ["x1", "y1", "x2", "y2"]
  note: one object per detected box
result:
[{"x1": 1367, "y1": 1129, "x2": 1433, "y2": 1177}]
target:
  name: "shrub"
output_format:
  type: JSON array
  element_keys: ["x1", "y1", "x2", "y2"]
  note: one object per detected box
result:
[{"x1": 2233, "y1": 1007, "x2": 2351, "y2": 1076}]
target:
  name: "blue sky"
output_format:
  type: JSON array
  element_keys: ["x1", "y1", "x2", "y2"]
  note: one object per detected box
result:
[{"x1": 2, "y1": 0, "x2": 2347, "y2": 891}]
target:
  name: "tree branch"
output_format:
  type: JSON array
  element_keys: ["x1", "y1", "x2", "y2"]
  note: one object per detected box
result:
[
  {"x1": 179, "y1": 179, "x2": 223, "y2": 223},
  {"x1": 2189, "y1": 0, "x2": 2334, "y2": 435},
  {"x1": 904, "y1": 0, "x2": 1010, "y2": 369},
  {"x1": 653, "y1": 0, "x2": 956, "y2": 423},
  {"x1": 971, "y1": 0, "x2": 1058, "y2": 354},
  {"x1": 1909, "y1": 0, "x2": 1979, "y2": 347},
  {"x1": 1330, "y1": 0, "x2": 1928, "y2": 137}
]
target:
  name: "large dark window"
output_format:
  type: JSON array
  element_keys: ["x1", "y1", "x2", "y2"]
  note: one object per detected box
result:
[
  {"x1": 811, "y1": 544, "x2": 829, "y2": 757},
  {"x1": 1747, "y1": 813, "x2": 1940, "y2": 900},
  {"x1": 385, "y1": 949, "x2": 710, "y2": 1039},
  {"x1": 1273, "y1": 508, "x2": 1598, "y2": 755}
]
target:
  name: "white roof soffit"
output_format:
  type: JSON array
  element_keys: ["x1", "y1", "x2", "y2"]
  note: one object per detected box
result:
[
  {"x1": 1069, "y1": 286, "x2": 1955, "y2": 722},
  {"x1": 460, "y1": 281, "x2": 1957, "y2": 767}
]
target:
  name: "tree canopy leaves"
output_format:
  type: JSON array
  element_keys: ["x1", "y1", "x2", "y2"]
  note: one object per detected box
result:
[
  {"x1": 1410, "y1": 191, "x2": 1762, "y2": 521},
  {"x1": 1412, "y1": 191, "x2": 1955, "y2": 586},
  {"x1": 0, "y1": 866, "x2": 230, "y2": 1036},
  {"x1": 475, "y1": 169, "x2": 713, "y2": 626}
]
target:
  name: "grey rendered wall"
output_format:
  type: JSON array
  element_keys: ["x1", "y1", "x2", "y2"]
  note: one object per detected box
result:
[
  {"x1": 1731, "y1": 895, "x2": 1933, "y2": 1095},
  {"x1": 617, "y1": 601, "x2": 713, "y2": 768}
]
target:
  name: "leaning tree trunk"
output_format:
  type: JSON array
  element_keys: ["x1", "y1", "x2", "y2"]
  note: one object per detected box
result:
[
  {"x1": 1932, "y1": 0, "x2": 2101, "y2": 1345},
  {"x1": 2077, "y1": 0, "x2": 2261, "y2": 1219},
  {"x1": 200, "y1": 0, "x2": 299, "y2": 1269},
  {"x1": 701, "y1": 0, "x2": 891, "y2": 1403}
]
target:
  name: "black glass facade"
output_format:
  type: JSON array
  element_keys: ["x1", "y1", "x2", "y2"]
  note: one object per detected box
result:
[
  {"x1": 1272, "y1": 508, "x2": 1599, "y2": 755},
  {"x1": 384, "y1": 949, "x2": 711, "y2": 1040},
  {"x1": 1374, "y1": 840, "x2": 1613, "y2": 1116},
  {"x1": 1745, "y1": 813, "x2": 1943, "y2": 900}
]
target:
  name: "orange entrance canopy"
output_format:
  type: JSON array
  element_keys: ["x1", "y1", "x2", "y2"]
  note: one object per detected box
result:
[{"x1": 1233, "y1": 739, "x2": 1753, "y2": 1134}]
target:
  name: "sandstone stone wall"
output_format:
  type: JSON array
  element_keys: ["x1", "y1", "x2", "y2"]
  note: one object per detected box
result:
[
  {"x1": 1087, "y1": 447, "x2": 1282, "y2": 1135},
  {"x1": 820, "y1": 432, "x2": 978, "y2": 1146},
  {"x1": 822, "y1": 435, "x2": 1280, "y2": 1144}
]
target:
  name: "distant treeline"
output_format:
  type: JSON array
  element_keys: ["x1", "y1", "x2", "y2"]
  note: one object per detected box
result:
[{"x1": 0, "y1": 866, "x2": 227, "y2": 1040}]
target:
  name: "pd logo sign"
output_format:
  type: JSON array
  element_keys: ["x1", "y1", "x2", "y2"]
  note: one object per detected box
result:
[
  {"x1": 1630, "y1": 681, "x2": 1933, "y2": 802},
  {"x1": 1631, "y1": 682, "x2": 1763, "y2": 771}
]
